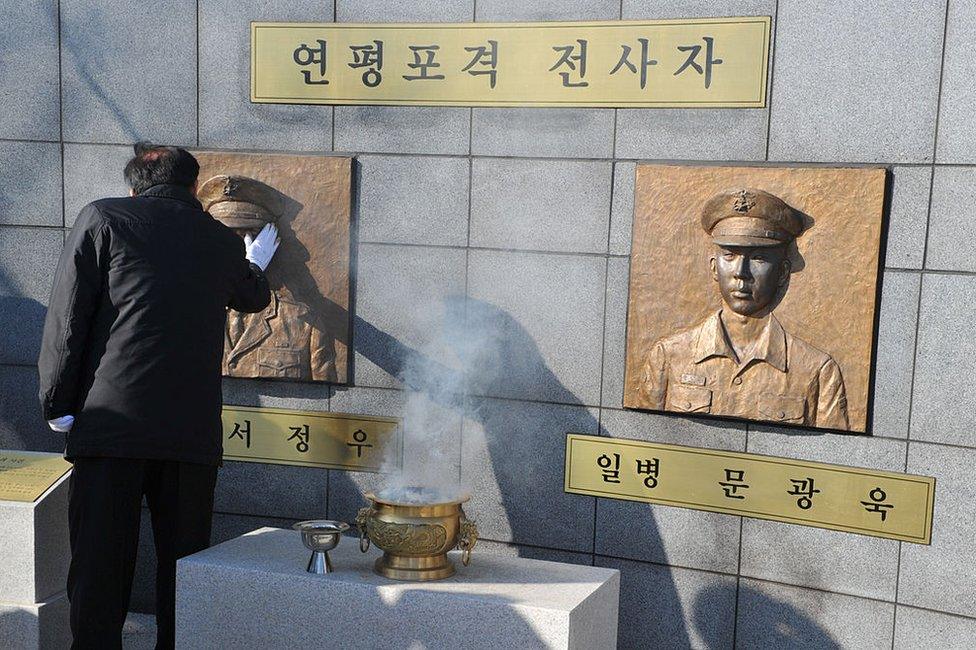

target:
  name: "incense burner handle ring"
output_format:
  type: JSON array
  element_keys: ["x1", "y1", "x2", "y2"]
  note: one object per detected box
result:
[
  {"x1": 356, "y1": 507, "x2": 373, "y2": 553},
  {"x1": 457, "y1": 509, "x2": 478, "y2": 567}
]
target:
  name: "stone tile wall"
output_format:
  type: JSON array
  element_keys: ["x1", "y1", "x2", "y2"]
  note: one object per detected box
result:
[{"x1": 1, "y1": 1, "x2": 973, "y2": 647}]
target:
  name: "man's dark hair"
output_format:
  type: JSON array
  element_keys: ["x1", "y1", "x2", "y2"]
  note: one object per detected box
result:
[{"x1": 123, "y1": 142, "x2": 200, "y2": 195}]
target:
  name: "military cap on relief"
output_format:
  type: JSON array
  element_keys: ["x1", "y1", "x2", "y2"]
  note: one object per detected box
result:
[
  {"x1": 700, "y1": 188, "x2": 804, "y2": 247},
  {"x1": 197, "y1": 174, "x2": 283, "y2": 229}
]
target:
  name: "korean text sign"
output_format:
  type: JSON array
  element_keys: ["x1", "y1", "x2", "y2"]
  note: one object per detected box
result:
[
  {"x1": 564, "y1": 434, "x2": 934, "y2": 543},
  {"x1": 251, "y1": 18, "x2": 770, "y2": 108},
  {"x1": 222, "y1": 405, "x2": 401, "y2": 472}
]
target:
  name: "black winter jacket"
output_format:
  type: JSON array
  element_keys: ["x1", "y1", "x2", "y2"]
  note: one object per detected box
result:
[{"x1": 38, "y1": 184, "x2": 271, "y2": 465}]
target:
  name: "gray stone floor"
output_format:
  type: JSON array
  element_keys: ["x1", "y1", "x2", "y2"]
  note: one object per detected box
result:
[{"x1": 122, "y1": 612, "x2": 156, "y2": 650}]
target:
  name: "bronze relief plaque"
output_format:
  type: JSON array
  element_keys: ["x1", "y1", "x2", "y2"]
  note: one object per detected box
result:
[
  {"x1": 194, "y1": 151, "x2": 352, "y2": 384},
  {"x1": 624, "y1": 165, "x2": 887, "y2": 433}
]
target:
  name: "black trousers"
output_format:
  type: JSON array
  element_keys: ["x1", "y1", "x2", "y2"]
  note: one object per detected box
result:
[{"x1": 67, "y1": 457, "x2": 218, "y2": 650}]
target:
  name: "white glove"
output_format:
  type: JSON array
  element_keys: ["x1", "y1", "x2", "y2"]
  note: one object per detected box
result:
[
  {"x1": 244, "y1": 223, "x2": 281, "y2": 272},
  {"x1": 48, "y1": 415, "x2": 74, "y2": 432}
]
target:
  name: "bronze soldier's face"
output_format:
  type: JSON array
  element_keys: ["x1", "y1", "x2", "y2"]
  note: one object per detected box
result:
[{"x1": 710, "y1": 244, "x2": 790, "y2": 316}]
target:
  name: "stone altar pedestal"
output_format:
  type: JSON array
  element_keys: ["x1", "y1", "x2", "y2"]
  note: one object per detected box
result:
[
  {"x1": 176, "y1": 527, "x2": 619, "y2": 649},
  {"x1": 0, "y1": 473, "x2": 71, "y2": 649}
]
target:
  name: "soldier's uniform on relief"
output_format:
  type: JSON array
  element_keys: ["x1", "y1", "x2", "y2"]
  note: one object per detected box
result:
[
  {"x1": 198, "y1": 173, "x2": 337, "y2": 383},
  {"x1": 637, "y1": 187, "x2": 850, "y2": 430},
  {"x1": 638, "y1": 310, "x2": 848, "y2": 429},
  {"x1": 223, "y1": 285, "x2": 336, "y2": 381}
]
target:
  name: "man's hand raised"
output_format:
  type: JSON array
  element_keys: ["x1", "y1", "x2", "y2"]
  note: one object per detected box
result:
[{"x1": 244, "y1": 223, "x2": 281, "y2": 272}]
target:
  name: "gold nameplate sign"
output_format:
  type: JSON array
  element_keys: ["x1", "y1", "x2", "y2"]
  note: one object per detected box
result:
[
  {"x1": 251, "y1": 18, "x2": 770, "y2": 108},
  {"x1": 222, "y1": 405, "x2": 401, "y2": 472},
  {"x1": 564, "y1": 434, "x2": 935, "y2": 544},
  {"x1": 0, "y1": 451, "x2": 72, "y2": 503}
]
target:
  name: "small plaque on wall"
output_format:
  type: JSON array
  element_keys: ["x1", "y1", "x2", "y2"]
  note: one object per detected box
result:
[
  {"x1": 222, "y1": 405, "x2": 402, "y2": 472},
  {"x1": 564, "y1": 434, "x2": 935, "y2": 544}
]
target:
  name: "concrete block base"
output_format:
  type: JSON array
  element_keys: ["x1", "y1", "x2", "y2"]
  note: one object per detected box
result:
[
  {"x1": 0, "y1": 592, "x2": 70, "y2": 650},
  {"x1": 0, "y1": 473, "x2": 70, "y2": 605},
  {"x1": 177, "y1": 527, "x2": 619, "y2": 649}
]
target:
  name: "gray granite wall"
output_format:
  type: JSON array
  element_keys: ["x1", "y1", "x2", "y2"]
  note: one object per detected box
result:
[{"x1": 1, "y1": 0, "x2": 973, "y2": 647}]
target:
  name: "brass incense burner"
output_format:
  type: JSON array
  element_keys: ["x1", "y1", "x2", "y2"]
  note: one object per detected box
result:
[{"x1": 356, "y1": 487, "x2": 478, "y2": 581}]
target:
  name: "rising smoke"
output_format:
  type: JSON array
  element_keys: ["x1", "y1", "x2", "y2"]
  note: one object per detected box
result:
[{"x1": 377, "y1": 294, "x2": 474, "y2": 502}]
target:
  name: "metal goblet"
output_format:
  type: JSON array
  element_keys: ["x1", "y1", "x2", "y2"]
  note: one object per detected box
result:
[{"x1": 293, "y1": 520, "x2": 350, "y2": 574}]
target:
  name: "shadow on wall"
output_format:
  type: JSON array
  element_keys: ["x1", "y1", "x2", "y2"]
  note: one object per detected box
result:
[
  {"x1": 343, "y1": 297, "x2": 695, "y2": 648},
  {"x1": 60, "y1": 7, "x2": 142, "y2": 142},
  {"x1": 0, "y1": 264, "x2": 53, "y2": 453},
  {"x1": 345, "y1": 298, "x2": 844, "y2": 649},
  {"x1": 694, "y1": 583, "x2": 841, "y2": 649},
  {"x1": 0, "y1": 294, "x2": 47, "y2": 363}
]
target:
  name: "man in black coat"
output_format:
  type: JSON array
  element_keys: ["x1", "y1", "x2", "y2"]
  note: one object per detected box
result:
[{"x1": 38, "y1": 143, "x2": 279, "y2": 649}]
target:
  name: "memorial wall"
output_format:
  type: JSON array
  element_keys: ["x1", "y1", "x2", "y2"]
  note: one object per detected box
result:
[{"x1": 0, "y1": 0, "x2": 973, "y2": 647}]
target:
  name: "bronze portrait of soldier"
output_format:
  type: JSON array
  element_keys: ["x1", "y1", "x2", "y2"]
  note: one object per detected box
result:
[
  {"x1": 636, "y1": 188, "x2": 849, "y2": 430},
  {"x1": 625, "y1": 165, "x2": 885, "y2": 433},
  {"x1": 198, "y1": 174, "x2": 338, "y2": 382}
]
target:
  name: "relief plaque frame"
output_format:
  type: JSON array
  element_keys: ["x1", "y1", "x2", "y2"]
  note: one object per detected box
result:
[{"x1": 623, "y1": 164, "x2": 888, "y2": 434}]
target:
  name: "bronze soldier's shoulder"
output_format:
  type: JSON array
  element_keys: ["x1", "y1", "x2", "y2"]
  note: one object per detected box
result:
[
  {"x1": 784, "y1": 331, "x2": 839, "y2": 373},
  {"x1": 275, "y1": 287, "x2": 312, "y2": 320},
  {"x1": 650, "y1": 318, "x2": 708, "y2": 354}
]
